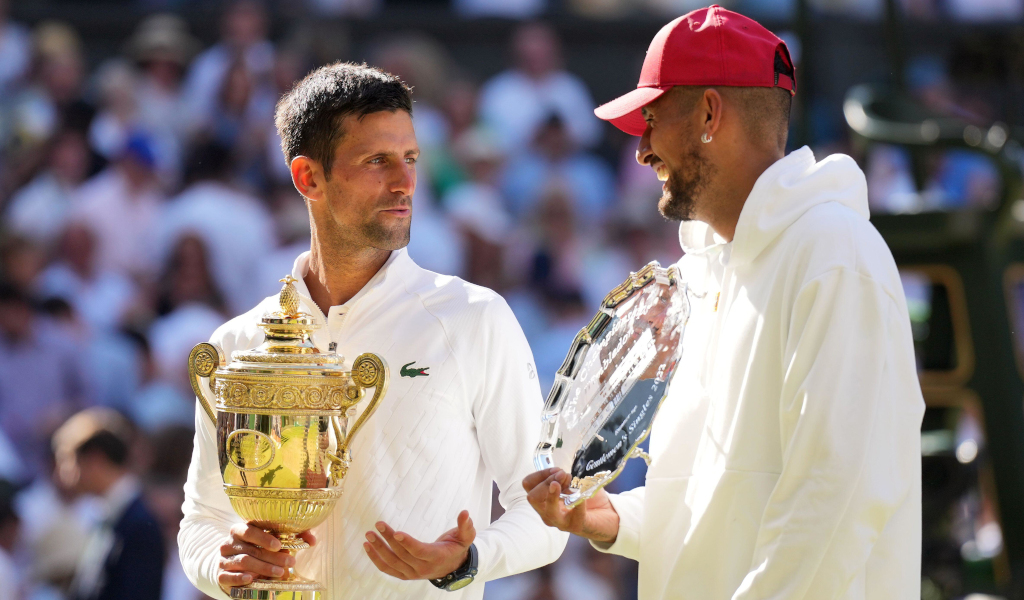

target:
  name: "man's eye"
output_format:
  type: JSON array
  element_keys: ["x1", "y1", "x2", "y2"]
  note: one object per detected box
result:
[
  {"x1": 370, "y1": 157, "x2": 385, "y2": 164},
  {"x1": 406, "y1": 157, "x2": 418, "y2": 164}
]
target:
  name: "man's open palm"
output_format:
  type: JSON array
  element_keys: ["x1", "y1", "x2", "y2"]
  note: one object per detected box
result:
[{"x1": 364, "y1": 510, "x2": 476, "y2": 580}]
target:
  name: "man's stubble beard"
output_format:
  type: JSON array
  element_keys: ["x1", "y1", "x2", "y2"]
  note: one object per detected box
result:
[
  {"x1": 658, "y1": 144, "x2": 714, "y2": 223},
  {"x1": 315, "y1": 193, "x2": 412, "y2": 258},
  {"x1": 361, "y1": 213, "x2": 411, "y2": 250}
]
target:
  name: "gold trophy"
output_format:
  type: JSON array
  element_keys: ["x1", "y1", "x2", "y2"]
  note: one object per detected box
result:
[{"x1": 189, "y1": 276, "x2": 388, "y2": 600}]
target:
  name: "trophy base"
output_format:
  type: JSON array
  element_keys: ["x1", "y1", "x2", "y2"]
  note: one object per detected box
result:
[{"x1": 230, "y1": 577, "x2": 324, "y2": 600}]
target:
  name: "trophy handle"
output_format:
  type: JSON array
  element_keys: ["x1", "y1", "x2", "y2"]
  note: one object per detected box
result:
[
  {"x1": 188, "y1": 342, "x2": 222, "y2": 425},
  {"x1": 341, "y1": 353, "x2": 389, "y2": 453}
]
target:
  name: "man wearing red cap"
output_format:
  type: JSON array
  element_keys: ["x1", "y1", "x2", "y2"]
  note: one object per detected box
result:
[{"x1": 523, "y1": 6, "x2": 924, "y2": 599}]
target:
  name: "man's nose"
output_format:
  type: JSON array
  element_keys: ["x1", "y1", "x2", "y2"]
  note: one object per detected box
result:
[
  {"x1": 390, "y1": 162, "x2": 416, "y2": 196},
  {"x1": 636, "y1": 127, "x2": 654, "y2": 166}
]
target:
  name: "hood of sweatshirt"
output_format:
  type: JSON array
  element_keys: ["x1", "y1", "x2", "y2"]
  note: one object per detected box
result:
[{"x1": 678, "y1": 146, "x2": 869, "y2": 266}]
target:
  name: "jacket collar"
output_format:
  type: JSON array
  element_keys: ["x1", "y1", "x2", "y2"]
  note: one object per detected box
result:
[{"x1": 287, "y1": 248, "x2": 410, "y2": 317}]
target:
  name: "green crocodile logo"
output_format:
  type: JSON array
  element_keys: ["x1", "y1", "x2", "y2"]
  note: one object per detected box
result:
[{"x1": 400, "y1": 362, "x2": 430, "y2": 378}]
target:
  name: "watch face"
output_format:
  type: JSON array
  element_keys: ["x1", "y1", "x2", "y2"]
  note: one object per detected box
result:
[{"x1": 447, "y1": 578, "x2": 473, "y2": 591}]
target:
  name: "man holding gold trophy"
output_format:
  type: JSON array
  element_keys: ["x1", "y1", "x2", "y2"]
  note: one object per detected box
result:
[
  {"x1": 179, "y1": 63, "x2": 567, "y2": 599},
  {"x1": 524, "y1": 6, "x2": 926, "y2": 600}
]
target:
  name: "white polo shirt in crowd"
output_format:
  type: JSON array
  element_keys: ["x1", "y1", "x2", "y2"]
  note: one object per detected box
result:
[{"x1": 179, "y1": 248, "x2": 568, "y2": 600}]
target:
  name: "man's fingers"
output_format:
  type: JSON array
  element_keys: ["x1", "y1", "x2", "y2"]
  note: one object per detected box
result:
[
  {"x1": 299, "y1": 530, "x2": 317, "y2": 547},
  {"x1": 220, "y1": 540, "x2": 295, "y2": 568},
  {"x1": 364, "y1": 541, "x2": 410, "y2": 580},
  {"x1": 233, "y1": 523, "x2": 282, "y2": 551},
  {"x1": 365, "y1": 531, "x2": 416, "y2": 579},
  {"x1": 393, "y1": 529, "x2": 434, "y2": 560},
  {"x1": 218, "y1": 571, "x2": 254, "y2": 588},
  {"x1": 364, "y1": 534, "x2": 415, "y2": 580},
  {"x1": 222, "y1": 554, "x2": 286, "y2": 579},
  {"x1": 522, "y1": 468, "x2": 560, "y2": 491},
  {"x1": 374, "y1": 522, "x2": 424, "y2": 566},
  {"x1": 455, "y1": 510, "x2": 476, "y2": 544},
  {"x1": 526, "y1": 473, "x2": 563, "y2": 508},
  {"x1": 527, "y1": 474, "x2": 573, "y2": 529}
]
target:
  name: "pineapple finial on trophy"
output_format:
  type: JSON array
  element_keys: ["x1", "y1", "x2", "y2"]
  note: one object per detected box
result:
[{"x1": 279, "y1": 275, "x2": 300, "y2": 317}]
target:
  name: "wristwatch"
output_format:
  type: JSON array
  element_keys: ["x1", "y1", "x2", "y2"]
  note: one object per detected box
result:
[{"x1": 430, "y1": 544, "x2": 478, "y2": 591}]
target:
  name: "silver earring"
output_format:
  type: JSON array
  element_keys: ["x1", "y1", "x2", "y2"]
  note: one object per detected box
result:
[{"x1": 701, "y1": 133, "x2": 713, "y2": 143}]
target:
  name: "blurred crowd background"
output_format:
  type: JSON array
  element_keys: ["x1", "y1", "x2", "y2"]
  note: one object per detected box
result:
[{"x1": 0, "y1": 0, "x2": 1019, "y2": 598}]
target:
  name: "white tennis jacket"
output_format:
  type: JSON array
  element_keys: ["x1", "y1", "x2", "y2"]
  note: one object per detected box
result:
[
  {"x1": 179, "y1": 248, "x2": 568, "y2": 599},
  {"x1": 596, "y1": 147, "x2": 925, "y2": 599}
]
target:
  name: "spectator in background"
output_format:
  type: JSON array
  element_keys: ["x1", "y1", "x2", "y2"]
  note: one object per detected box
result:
[
  {"x1": 432, "y1": 79, "x2": 481, "y2": 195},
  {"x1": 0, "y1": 479, "x2": 20, "y2": 596},
  {"x1": 53, "y1": 408, "x2": 164, "y2": 600},
  {"x1": 445, "y1": 127, "x2": 512, "y2": 290},
  {"x1": 154, "y1": 233, "x2": 227, "y2": 319},
  {"x1": 865, "y1": 144, "x2": 917, "y2": 213},
  {"x1": 37, "y1": 222, "x2": 138, "y2": 334},
  {"x1": 17, "y1": 22, "x2": 91, "y2": 143},
  {"x1": 69, "y1": 133, "x2": 164, "y2": 281},
  {"x1": 0, "y1": 235, "x2": 46, "y2": 295},
  {"x1": 454, "y1": 0, "x2": 547, "y2": 19},
  {"x1": 478, "y1": 22, "x2": 600, "y2": 154},
  {"x1": 126, "y1": 14, "x2": 199, "y2": 187},
  {"x1": 866, "y1": 56, "x2": 1002, "y2": 213},
  {"x1": 123, "y1": 330, "x2": 190, "y2": 432},
  {"x1": 0, "y1": 283, "x2": 89, "y2": 473},
  {"x1": 373, "y1": 34, "x2": 453, "y2": 150},
  {"x1": 0, "y1": 21, "x2": 91, "y2": 198},
  {"x1": 264, "y1": 47, "x2": 309, "y2": 186},
  {"x1": 203, "y1": 56, "x2": 276, "y2": 190},
  {"x1": 508, "y1": 189, "x2": 592, "y2": 390},
  {"x1": 39, "y1": 296, "x2": 141, "y2": 423},
  {"x1": 88, "y1": 60, "x2": 140, "y2": 164},
  {"x1": 15, "y1": 444, "x2": 95, "y2": 598},
  {"x1": 148, "y1": 233, "x2": 228, "y2": 401},
  {"x1": 181, "y1": 0, "x2": 274, "y2": 132},
  {"x1": 157, "y1": 141, "x2": 275, "y2": 314},
  {"x1": 502, "y1": 113, "x2": 615, "y2": 226},
  {"x1": 0, "y1": 429, "x2": 21, "y2": 482},
  {"x1": 143, "y1": 425, "x2": 201, "y2": 600},
  {"x1": 5, "y1": 128, "x2": 92, "y2": 247},
  {"x1": 256, "y1": 186, "x2": 312, "y2": 299},
  {"x1": 0, "y1": 0, "x2": 30, "y2": 97}
]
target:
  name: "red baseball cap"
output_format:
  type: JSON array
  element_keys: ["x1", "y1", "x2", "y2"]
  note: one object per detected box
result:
[{"x1": 595, "y1": 5, "x2": 796, "y2": 136}]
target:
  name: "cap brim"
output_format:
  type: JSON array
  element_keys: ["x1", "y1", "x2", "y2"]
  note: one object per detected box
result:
[{"x1": 594, "y1": 87, "x2": 668, "y2": 136}]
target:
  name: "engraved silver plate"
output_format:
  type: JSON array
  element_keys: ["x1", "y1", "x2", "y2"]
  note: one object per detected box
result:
[{"x1": 534, "y1": 261, "x2": 690, "y2": 507}]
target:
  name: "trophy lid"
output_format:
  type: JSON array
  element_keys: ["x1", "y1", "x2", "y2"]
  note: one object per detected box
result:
[{"x1": 230, "y1": 275, "x2": 342, "y2": 366}]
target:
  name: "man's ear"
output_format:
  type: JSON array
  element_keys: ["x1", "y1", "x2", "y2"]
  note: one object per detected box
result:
[
  {"x1": 290, "y1": 156, "x2": 325, "y2": 202},
  {"x1": 701, "y1": 89, "x2": 724, "y2": 139}
]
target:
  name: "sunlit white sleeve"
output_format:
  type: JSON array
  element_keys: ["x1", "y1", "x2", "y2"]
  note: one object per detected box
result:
[
  {"x1": 178, "y1": 399, "x2": 239, "y2": 600},
  {"x1": 731, "y1": 267, "x2": 923, "y2": 599},
  {"x1": 464, "y1": 297, "x2": 569, "y2": 582},
  {"x1": 590, "y1": 487, "x2": 646, "y2": 561}
]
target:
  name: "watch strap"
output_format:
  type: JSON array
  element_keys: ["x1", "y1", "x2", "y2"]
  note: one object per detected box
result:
[{"x1": 429, "y1": 543, "x2": 478, "y2": 591}]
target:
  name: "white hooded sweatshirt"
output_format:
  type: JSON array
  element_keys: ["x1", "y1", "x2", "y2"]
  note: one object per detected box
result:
[{"x1": 595, "y1": 147, "x2": 925, "y2": 599}]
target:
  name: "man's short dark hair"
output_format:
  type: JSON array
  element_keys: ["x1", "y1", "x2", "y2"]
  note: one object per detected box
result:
[
  {"x1": 274, "y1": 62, "x2": 413, "y2": 179},
  {"x1": 675, "y1": 85, "x2": 792, "y2": 151},
  {"x1": 77, "y1": 430, "x2": 130, "y2": 467}
]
